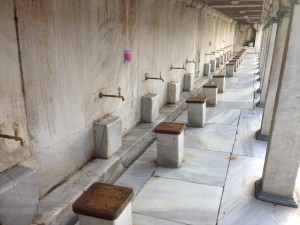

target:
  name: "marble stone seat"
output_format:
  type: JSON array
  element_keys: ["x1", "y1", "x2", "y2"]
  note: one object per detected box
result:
[
  {"x1": 154, "y1": 122, "x2": 186, "y2": 168},
  {"x1": 213, "y1": 75, "x2": 226, "y2": 93},
  {"x1": 226, "y1": 63, "x2": 235, "y2": 77},
  {"x1": 203, "y1": 84, "x2": 218, "y2": 106},
  {"x1": 183, "y1": 73, "x2": 195, "y2": 92},
  {"x1": 203, "y1": 63, "x2": 211, "y2": 76},
  {"x1": 73, "y1": 183, "x2": 134, "y2": 225},
  {"x1": 141, "y1": 93, "x2": 159, "y2": 123},
  {"x1": 229, "y1": 60, "x2": 238, "y2": 71},
  {"x1": 186, "y1": 97, "x2": 207, "y2": 127}
]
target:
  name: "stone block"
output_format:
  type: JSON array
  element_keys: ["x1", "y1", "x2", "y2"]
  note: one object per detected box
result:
[
  {"x1": 185, "y1": 63, "x2": 195, "y2": 74},
  {"x1": 210, "y1": 60, "x2": 216, "y2": 72},
  {"x1": 203, "y1": 63, "x2": 211, "y2": 76},
  {"x1": 186, "y1": 97, "x2": 206, "y2": 127},
  {"x1": 154, "y1": 122, "x2": 186, "y2": 168},
  {"x1": 167, "y1": 81, "x2": 180, "y2": 104},
  {"x1": 226, "y1": 64, "x2": 234, "y2": 77},
  {"x1": 73, "y1": 183, "x2": 134, "y2": 225},
  {"x1": 203, "y1": 84, "x2": 218, "y2": 106},
  {"x1": 213, "y1": 75, "x2": 226, "y2": 93},
  {"x1": 215, "y1": 57, "x2": 220, "y2": 68},
  {"x1": 141, "y1": 93, "x2": 159, "y2": 123},
  {"x1": 183, "y1": 73, "x2": 195, "y2": 92},
  {"x1": 223, "y1": 53, "x2": 227, "y2": 62},
  {"x1": 220, "y1": 55, "x2": 224, "y2": 64},
  {"x1": 229, "y1": 60, "x2": 237, "y2": 72},
  {"x1": 95, "y1": 116, "x2": 122, "y2": 159},
  {"x1": 0, "y1": 165, "x2": 38, "y2": 225}
]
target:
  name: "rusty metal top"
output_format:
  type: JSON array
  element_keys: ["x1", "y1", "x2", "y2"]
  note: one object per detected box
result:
[
  {"x1": 154, "y1": 122, "x2": 186, "y2": 135},
  {"x1": 213, "y1": 74, "x2": 226, "y2": 78},
  {"x1": 203, "y1": 84, "x2": 218, "y2": 88},
  {"x1": 72, "y1": 183, "x2": 134, "y2": 220},
  {"x1": 186, "y1": 96, "x2": 207, "y2": 104}
]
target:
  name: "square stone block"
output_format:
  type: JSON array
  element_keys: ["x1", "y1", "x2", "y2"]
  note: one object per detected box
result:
[
  {"x1": 213, "y1": 75, "x2": 226, "y2": 93},
  {"x1": 183, "y1": 73, "x2": 194, "y2": 92},
  {"x1": 210, "y1": 60, "x2": 216, "y2": 72},
  {"x1": 95, "y1": 116, "x2": 122, "y2": 159},
  {"x1": 229, "y1": 60, "x2": 237, "y2": 72},
  {"x1": 223, "y1": 53, "x2": 227, "y2": 62},
  {"x1": 203, "y1": 84, "x2": 218, "y2": 106},
  {"x1": 220, "y1": 55, "x2": 224, "y2": 64},
  {"x1": 73, "y1": 183, "x2": 134, "y2": 225},
  {"x1": 185, "y1": 63, "x2": 195, "y2": 74},
  {"x1": 167, "y1": 81, "x2": 180, "y2": 104},
  {"x1": 203, "y1": 63, "x2": 211, "y2": 76},
  {"x1": 226, "y1": 64, "x2": 234, "y2": 77},
  {"x1": 186, "y1": 97, "x2": 206, "y2": 127},
  {"x1": 141, "y1": 93, "x2": 159, "y2": 123},
  {"x1": 215, "y1": 57, "x2": 220, "y2": 68},
  {"x1": 0, "y1": 165, "x2": 38, "y2": 225},
  {"x1": 154, "y1": 122, "x2": 186, "y2": 168}
]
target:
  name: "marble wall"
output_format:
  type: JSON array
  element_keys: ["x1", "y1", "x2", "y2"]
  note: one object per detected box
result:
[{"x1": 0, "y1": 0, "x2": 238, "y2": 197}]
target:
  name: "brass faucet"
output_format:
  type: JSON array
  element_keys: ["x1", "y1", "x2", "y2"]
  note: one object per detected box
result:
[
  {"x1": 186, "y1": 58, "x2": 196, "y2": 64},
  {"x1": 0, "y1": 122, "x2": 25, "y2": 146},
  {"x1": 145, "y1": 72, "x2": 164, "y2": 82},
  {"x1": 205, "y1": 53, "x2": 215, "y2": 56},
  {"x1": 99, "y1": 87, "x2": 125, "y2": 101},
  {"x1": 170, "y1": 63, "x2": 186, "y2": 71}
]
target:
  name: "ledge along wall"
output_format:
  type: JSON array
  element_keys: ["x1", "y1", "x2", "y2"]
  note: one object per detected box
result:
[{"x1": 0, "y1": 0, "x2": 238, "y2": 198}]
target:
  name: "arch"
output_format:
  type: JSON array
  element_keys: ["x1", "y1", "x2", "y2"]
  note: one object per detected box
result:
[{"x1": 244, "y1": 26, "x2": 257, "y2": 47}]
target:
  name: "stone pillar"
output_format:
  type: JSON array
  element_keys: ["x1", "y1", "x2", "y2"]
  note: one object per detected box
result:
[
  {"x1": 255, "y1": 4, "x2": 300, "y2": 208},
  {"x1": 213, "y1": 75, "x2": 226, "y2": 93},
  {"x1": 256, "y1": 22, "x2": 278, "y2": 108},
  {"x1": 256, "y1": 17, "x2": 289, "y2": 141},
  {"x1": 258, "y1": 25, "x2": 272, "y2": 93},
  {"x1": 225, "y1": 63, "x2": 234, "y2": 77}
]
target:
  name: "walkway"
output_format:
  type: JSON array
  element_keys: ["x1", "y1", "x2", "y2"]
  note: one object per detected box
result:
[{"x1": 114, "y1": 53, "x2": 300, "y2": 225}]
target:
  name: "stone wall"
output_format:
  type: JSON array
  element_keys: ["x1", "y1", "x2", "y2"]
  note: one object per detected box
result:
[{"x1": 0, "y1": 0, "x2": 238, "y2": 197}]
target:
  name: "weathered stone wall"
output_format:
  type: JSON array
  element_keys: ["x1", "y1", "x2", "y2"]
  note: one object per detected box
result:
[{"x1": 0, "y1": 0, "x2": 238, "y2": 197}]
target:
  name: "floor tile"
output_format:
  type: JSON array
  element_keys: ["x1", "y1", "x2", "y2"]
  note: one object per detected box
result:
[
  {"x1": 115, "y1": 160, "x2": 157, "y2": 198},
  {"x1": 184, "y1": 124, "x2": 237, "y2": 153},
  {"x1": 218, "y1": 91, "x2": 254, "y2": 103},
  {"x1": 154, "y1": 148, "x2": 230, "y2": 186},
  {"x1": 133, "y1": 213, "x2": 187, "y2": 225},
  {"x1": 218, "y1": 155, "x2": 300, "y2": 225},
  {"x1": 206, "y1": 108, "x2": 241, "y2": 125},
  {"x1": 133, "y1": 177, "x2": 223, "y2": 225}
]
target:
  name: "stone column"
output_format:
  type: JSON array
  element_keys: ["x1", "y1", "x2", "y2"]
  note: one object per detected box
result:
[
  {"x1": 255, "y1": 4, "x2": 300, "y2": 208},
  {"x1": 256, "y1": 22, "x2": 278, "y2": 108},
  {"x1": 256, "y1": 17, "x2": 290, "y2": 141},
  {"x1": 258, "y1": 25, "x2": 272, "y2": 93}
]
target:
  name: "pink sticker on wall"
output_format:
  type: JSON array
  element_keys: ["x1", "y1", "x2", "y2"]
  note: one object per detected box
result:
[{"x1": 124, "y1": 50, "x2": 132, "y2": 62}]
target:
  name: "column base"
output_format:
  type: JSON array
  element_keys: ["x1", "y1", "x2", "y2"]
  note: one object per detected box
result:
[
  {"x1": 256, "y1": 101, "x2": 265, "y2": 108},
  {"x1": 255, "y1": 179, "x2": 298, "y2": 208},
  {"x1": 256, "y1": 88, "x2": 262, "y2": 93},
  {"x1": 255, "y1": 129, "x2": 268, "y2": 141}
]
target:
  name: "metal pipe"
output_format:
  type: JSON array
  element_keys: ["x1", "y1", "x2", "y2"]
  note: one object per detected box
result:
[
  {"x1": 145, "y1": 72, "x2": 164, "y2": 82},
  {"x1": 0, "y1": 122, "x2": 25, "y2": 146},
  {"x1": 170, "y1": 63, "x2": 186, "y2": 71},
  {"x1": 99, "y1": 87, "x2": 125, "y2": 101}
]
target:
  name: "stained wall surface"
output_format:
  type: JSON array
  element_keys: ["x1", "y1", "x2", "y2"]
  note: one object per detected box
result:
[{"x1": 0, "y1": 0, "x2": 239, "y2": 197}]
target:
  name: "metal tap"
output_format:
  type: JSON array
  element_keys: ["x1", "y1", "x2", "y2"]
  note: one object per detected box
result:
[
  {"x1": 99, "y1": 87, "x2": 125, "y2": 101},
  {"x1": 0, "y1": 122, "x2": 25, "y2": 146},
  {"x1": 170, "y1": 63, "x2": 186, "y2": 71},
  {"x1": 145, "y1": 72, "x2": 164, "y2": 82}
]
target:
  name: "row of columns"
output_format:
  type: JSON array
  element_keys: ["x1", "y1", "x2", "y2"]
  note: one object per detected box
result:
[{"x1": 255, "y1": 2, "x2": 300, "y2": 207}]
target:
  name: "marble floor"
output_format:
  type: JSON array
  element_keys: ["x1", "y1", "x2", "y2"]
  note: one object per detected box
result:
[{"x1": 111, "y1": 53, "x2": 300, "y2": 225}]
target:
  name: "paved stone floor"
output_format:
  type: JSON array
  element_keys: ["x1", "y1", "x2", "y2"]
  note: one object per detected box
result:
[{"x1": 113, "y1": 54, "x2": 300, "y2": 225}]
